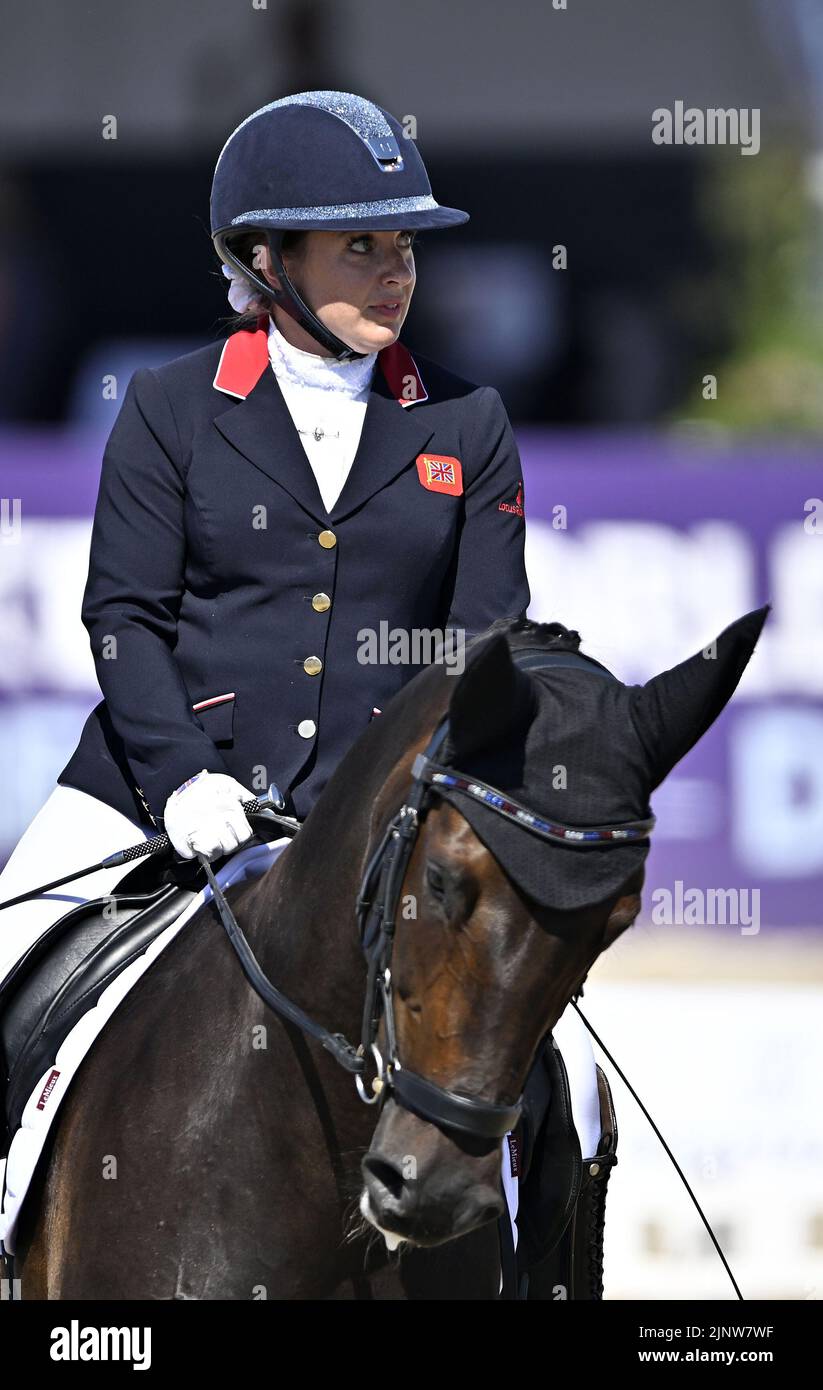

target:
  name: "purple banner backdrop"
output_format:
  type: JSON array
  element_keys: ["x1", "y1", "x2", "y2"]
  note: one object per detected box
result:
[
  {"x1": 1, "y1": 427, "x2": 821, "y2": 926},
  {"x1": 518, "y1": 432, "x2": 823, "y2": 930}
]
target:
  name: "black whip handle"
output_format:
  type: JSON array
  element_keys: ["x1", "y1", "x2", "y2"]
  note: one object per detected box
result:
[
  {"x1": 100, "y1": 795, "x2": 280, "y2": 867},
  {"x1": 0, "y1": 793, "x2": 295, "y2": 911}
]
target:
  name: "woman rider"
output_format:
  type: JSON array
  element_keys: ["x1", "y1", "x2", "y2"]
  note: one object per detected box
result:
[{"x1": 0, "y1": 91, "x2": 604, "y2": 1260}]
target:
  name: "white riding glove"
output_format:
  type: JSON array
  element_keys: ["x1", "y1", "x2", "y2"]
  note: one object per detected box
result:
[{"x1": 162, "y1": 768, "x2": 256, "y2": 860}]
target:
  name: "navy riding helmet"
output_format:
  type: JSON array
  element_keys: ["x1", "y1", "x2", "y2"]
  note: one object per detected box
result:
[{"x1": 210, "y1": 90, "x2": 470, "y2": 362}]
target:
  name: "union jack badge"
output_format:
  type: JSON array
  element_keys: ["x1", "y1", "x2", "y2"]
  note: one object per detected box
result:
[{"x1": 415, "y1": 453, "x2": 463, "y2": 496}]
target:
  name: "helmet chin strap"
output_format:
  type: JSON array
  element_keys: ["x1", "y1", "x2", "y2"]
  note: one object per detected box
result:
[
  {"x1": 219, "y1": 228, "x2": 368, "y2": 362},
  {"x1": 219, "y1": 228, "x2": 374, "y2": 361},
  {"x1": 263, "y1": 230, "x2": 370, "y2": 362}
]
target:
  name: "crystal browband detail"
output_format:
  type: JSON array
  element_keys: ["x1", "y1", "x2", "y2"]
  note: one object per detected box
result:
[{"x1": 424, "y1": 769, "x2": 656, "y2": 845}]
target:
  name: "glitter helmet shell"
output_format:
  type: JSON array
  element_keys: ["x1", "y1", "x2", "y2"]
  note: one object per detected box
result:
[
  {"x1": 210, "y1": 89, "x2": 470, "y2": 244},
  {"x1": 210, "y1": 91, "x2": 469, "y2": 361}
]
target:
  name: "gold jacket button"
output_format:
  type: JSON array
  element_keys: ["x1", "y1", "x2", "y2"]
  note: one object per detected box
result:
[
  {"x1": 297, "y1": 719, "x2": 316, "y2": 738},
  {"x1": 312, "y1": 592, "x2": 331, "y2": 612},
  {"x1": 303, "y1": 656, "x2": 323, "y2": 676},
  {"x1": 318, "y1": 530, "x2": 337, "y2": 549}
]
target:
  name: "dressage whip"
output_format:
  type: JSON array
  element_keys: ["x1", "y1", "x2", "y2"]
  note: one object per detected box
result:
[
  {"x1": 570, "y1": 997, "x2": 744, "y2": 1299},
  {"x1": 0, "y1": 787, "x2": 297, "y2": 912}
]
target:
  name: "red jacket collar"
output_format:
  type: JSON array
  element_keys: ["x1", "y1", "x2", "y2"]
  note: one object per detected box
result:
[{"x1": 213, "y1": 314, "x2": 428, "y2": 407}]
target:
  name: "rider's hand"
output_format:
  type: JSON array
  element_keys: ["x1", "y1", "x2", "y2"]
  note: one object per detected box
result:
[{"x1": 162, "y1": 769, "x2": 256, "y2": 860}]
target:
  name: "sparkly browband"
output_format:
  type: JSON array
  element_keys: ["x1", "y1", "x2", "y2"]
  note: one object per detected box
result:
[{"x1": 410, "y1": 756, "x2": 656, "y2": 846}]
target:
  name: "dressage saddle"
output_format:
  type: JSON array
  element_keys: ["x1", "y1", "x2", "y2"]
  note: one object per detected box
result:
[{"x1": 0, "y1": 846, "x2": 207, "y2": 1148}]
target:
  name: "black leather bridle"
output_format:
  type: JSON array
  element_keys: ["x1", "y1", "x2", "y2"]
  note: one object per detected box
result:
[{"x1": 199, "y1": 648, "x2": 655, "y2": 1144}]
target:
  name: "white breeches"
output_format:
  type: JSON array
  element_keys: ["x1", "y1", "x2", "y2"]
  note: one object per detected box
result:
[
  {"x1": 499, "y1": 999, "x2": 602, "y2": 1270},
  {"x1": 0, "y1": 785, "x2": 153, "y2": 989},
  {"x1": 552, "y1": 1001, "x2": 603, "y2": 1161}
]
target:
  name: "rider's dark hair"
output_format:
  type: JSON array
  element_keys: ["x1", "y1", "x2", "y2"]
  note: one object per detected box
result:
[{"x1": 215, "y1": 230, "x2": 309, "y2": 334}]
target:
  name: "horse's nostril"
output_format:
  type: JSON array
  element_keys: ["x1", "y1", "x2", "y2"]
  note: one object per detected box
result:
[
  {"x1": 363, "y1": 1154, "x2": 406, "y2": 1201},
  {"x1": 478, "y1": 1202, "x2": 502, "y2": 1226}
]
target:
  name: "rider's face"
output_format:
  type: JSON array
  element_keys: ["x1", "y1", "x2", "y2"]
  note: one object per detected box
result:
[{"x1": 257, "y1": 229, "x2": 417, "y2": 356}]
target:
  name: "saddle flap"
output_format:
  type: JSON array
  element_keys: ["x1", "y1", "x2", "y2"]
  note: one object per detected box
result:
[{"x1": 2, "y1": 880, "x2": 198, "y2": 1140}]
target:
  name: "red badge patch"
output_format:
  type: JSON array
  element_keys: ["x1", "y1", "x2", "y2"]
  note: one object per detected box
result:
[{"x1": 416, "y1": 454, "x2": 463, "y2": 496}]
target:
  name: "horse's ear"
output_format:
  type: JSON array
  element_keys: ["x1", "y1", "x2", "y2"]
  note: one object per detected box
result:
[
  {"x1": 446, "y1": 632, "x2": 536, "y2": 761},
  {"x1": 630, "y1": 605, "x2": 769, "y2": 791}
]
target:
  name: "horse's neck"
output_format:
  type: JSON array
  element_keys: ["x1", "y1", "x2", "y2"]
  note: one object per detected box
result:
[
  {"x1": 243, "y1": 689, "x2": 445, "y2": 1034},
  {"x1": 243, "y1": 795, "x2": 375, "y2": 1039}
]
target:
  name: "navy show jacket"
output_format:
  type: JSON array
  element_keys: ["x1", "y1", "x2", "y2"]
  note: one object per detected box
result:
[{"x1": 58, "y1": 318, "x2": 530, "y2": 828}]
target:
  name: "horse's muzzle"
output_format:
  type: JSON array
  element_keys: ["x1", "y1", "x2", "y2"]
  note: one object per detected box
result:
[{"x1": 360, "y1": 1102, "x2": 504, "y2": 1247}]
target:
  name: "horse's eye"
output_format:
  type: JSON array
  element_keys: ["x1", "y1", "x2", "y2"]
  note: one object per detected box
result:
[{"x1": 426, "y1": 863, "x2": 445, "y2": 897}]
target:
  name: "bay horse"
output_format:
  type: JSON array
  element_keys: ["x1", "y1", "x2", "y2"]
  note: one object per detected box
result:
[{"x1": 12, "y1": 608, "x2": 767, "y2": 1298}]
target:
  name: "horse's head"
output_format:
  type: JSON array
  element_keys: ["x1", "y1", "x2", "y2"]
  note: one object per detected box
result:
[{"x1": 359, "y1": 607, "x2": 768, "y2": 1249}]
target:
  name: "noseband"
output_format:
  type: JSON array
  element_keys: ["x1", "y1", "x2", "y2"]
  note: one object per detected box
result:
[{"x1": 199, "y1": 648, "x2": 655, "y2": 1144}]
